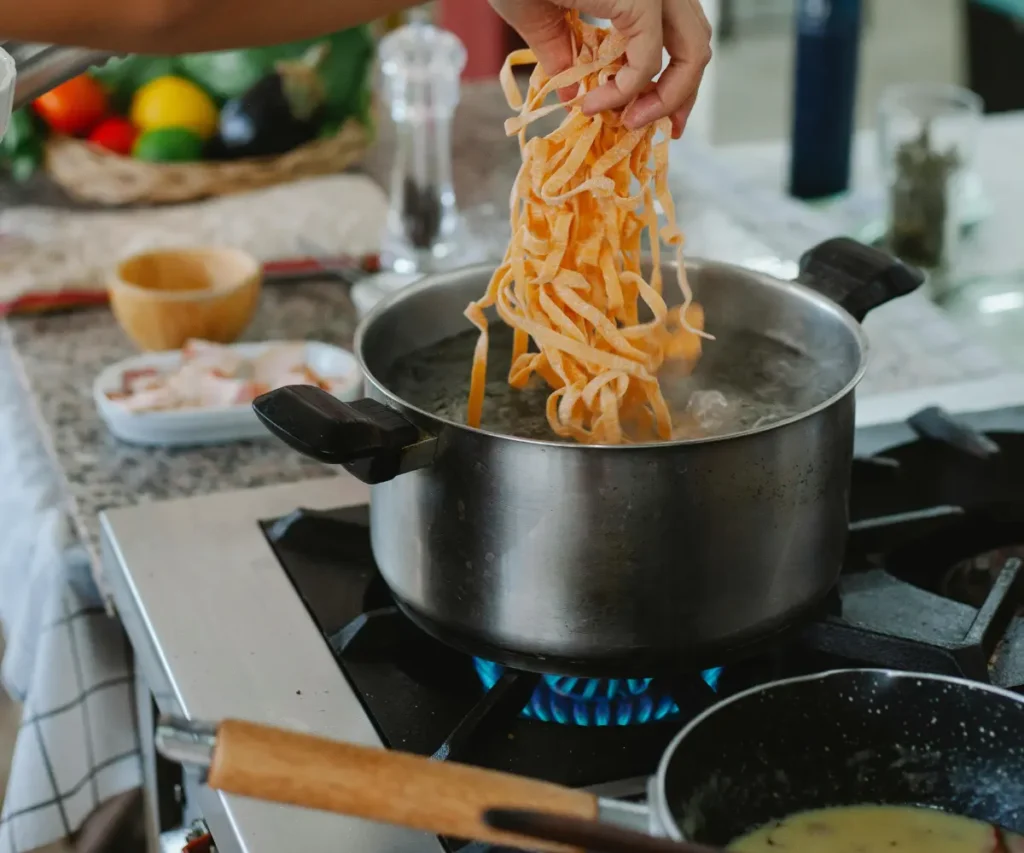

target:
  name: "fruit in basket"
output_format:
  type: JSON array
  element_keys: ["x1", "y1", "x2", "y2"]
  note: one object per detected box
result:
[
  {"x1": 131, "y1": 76, "x2": 218, "y2": 140},
  {"x1": 178, "y1": 26, "x2": 374, "y2": 122},
  {"x1": 210, "y1": 43, "x2": 328, "y2": 159},
  {"x1": 176, "y1": 51, "x2": 270, "y2": 103},
  {"x1": 33, "y1": 75, "x2": 108, "y2": 136},
  {"x1": 87, "y1": 117, "x2": 140, "y2": 155},
  {"x1": 132, "y1": 127, "x2": 205, "y2": 163},
  {"x1": 90, "y1": 55, "x2": 180, "y2": 112}
]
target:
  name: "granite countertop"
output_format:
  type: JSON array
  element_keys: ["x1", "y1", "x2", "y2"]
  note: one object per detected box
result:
[
  {"x1": 1, "y1": 81, "x2": 531, "y2": 586},
  {"x1": 4, "y1": 283, "x2": 355, "y2": 573}
]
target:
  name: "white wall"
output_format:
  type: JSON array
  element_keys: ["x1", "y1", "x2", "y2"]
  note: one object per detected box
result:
[{"x1": 684, "y1": 0, "x2": 720, "y2": 142}]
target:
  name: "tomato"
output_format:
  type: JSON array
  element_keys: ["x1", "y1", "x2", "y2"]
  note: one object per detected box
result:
[
  {"x1": 34, "y1": 75, "x2": 108, "y2": 136},
  {"x1": 87, "y1": 117, "x2": 139, "y2": 156}
]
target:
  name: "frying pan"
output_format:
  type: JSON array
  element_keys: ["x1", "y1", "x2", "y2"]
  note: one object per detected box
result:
[{"x1": 155, "y1": 670, "x2": 1024, "y2": 851}]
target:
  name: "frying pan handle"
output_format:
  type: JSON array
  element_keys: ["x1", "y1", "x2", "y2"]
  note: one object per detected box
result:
[
  {"x1": 797, "y1": 237, "x2": 925, "y2": 322},
  {"x1": 253, "y1": 385, "x2": 436, "y2": 484},
  {"x1": 155, "y1": 716, "x2": 596, "y2": 853}
]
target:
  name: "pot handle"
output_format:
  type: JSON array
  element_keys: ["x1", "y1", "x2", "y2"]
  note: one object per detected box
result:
[
  {"x1": 156, "y1": 716, "x2": 596, "y2": 853},
  {"x1": 796, "y1": 237, "x2": 925, "y2": 322},
  {"x1": 252, "y1": 385, "x2": 435, "y2": 485}
]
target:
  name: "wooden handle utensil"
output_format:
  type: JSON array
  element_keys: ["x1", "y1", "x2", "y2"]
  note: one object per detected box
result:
[{"x1": 156, "y1": 716, "x2": 598, "y2": 853}]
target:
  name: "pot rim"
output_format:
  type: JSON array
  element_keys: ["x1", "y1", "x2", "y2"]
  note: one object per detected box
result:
[
  {"x1": 355, "y1": 259, "x2": 871, "y2": 449},
  {"x1": 649, "y1": 667, "x2": 1024, "y2": 840}
]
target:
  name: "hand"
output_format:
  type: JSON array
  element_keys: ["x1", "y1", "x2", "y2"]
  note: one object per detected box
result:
[{"x1": 487, "y1": 0, "x2": 713, "y2": 138}]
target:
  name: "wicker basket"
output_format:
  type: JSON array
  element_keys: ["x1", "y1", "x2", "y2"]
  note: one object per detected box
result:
[{"x1": 43, "y1": 117, "x2": 372, "y2": 206}]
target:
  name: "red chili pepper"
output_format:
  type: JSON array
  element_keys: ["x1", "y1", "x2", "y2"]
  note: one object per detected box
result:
[{"x1": 87, "y1": 116, "x2": 140, "y2": 156}]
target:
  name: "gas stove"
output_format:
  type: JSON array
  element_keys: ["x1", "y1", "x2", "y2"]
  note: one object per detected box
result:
[
  {"x1": 256, "y1": 413, "x2": 1024, "y2": 825},
  {"x1": 101, "y1": 402, "x2": 1024, "y2": 853}
]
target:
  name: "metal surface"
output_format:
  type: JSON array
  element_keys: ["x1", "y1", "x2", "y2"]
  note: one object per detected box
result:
[
  {"x1": 4, "y1": 42, "x2": 118, "y2": 109},
  {"x1": 100, "y1": 477, "x2": 442, "y2": 853},
  {"x1": 134, "y1": 662, "x2": 162, "y2": 853},
  {"x1": 649, "y1": 669, "x2": 1024, "y2": 842},
  {"x1": 288, "y1": 255, "x2": 883, "y2": 676},
  {"x1": 154, "y1": 717, "x2": 217, "y2": 774},
  {"x1": 99, "y1": 405, "x2": 1018, "y2": 853}
]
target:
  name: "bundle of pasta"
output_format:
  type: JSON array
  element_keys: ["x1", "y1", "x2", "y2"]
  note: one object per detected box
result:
[{"x1": 463, "y1": 13, "x2": 709, "y2": 445}]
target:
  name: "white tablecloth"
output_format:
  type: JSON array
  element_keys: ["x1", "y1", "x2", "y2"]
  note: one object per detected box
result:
[{"x1": 0, "y1": 329, "x2": 140, "y2": 853}]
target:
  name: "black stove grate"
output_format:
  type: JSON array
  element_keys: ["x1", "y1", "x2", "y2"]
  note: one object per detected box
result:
[
  {"x1": 262, "y1": 503, "x2": 710, "y2": 787},
  {"x1": 259, "y1": 410, "x2": 1024, "y2": 849}
]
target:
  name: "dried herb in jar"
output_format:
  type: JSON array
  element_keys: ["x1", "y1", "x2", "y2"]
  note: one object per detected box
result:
[{"x1": 886, "y1": 123, "x2": 961, "y2": 270}]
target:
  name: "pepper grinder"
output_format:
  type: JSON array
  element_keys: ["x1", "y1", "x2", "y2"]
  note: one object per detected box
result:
[{"x1": 378, "y1": 20, "x2": 473, "y2": 274}]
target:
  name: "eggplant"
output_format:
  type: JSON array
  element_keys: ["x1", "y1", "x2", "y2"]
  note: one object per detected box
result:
[{"x1": 212, "y1": 42, "x2": 329, "y2": 159}]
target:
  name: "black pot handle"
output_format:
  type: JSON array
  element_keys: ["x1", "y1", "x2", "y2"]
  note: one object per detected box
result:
[
  {"x1": 253, "y1": 385, "x2": 432, "y2": 485},
  {"x1": 797, "y1": 237, "x2": 925, "y2": 322}
]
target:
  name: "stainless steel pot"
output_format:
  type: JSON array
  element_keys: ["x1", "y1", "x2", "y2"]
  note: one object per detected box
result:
[
  {"x1": 155, "y1": 670, "x2": 1024, "y2": 849},
  {"x1": 254, "y1": 238, "x2": 922, "y2": 676}
]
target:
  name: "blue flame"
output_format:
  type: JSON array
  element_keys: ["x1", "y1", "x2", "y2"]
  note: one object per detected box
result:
[{"x1": 473, "y1": 659, "x2": 723, "y2": 726}]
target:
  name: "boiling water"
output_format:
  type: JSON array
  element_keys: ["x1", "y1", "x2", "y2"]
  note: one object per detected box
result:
[{"x1": 384, "y1": 325, "x2": 842, "y2": 442}]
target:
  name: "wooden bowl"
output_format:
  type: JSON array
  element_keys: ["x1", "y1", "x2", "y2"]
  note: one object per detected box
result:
[{"x1": 109, "y1": 248, "x2": 262, "y2": 351}]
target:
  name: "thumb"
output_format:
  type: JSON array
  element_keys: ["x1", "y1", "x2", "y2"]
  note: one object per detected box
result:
[
  {"x1": 582, "y1": 1, "x2": 664, "y2": 114},
  {"x1": 491, "y1": 0, "x2": 575, "y2": 79}
]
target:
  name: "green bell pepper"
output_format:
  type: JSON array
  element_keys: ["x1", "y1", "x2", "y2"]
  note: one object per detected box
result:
[{"x1": 1, "y1": 108, "x2": 45, "y2": 182}]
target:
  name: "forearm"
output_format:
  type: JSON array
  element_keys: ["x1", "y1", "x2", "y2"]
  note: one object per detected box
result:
[{"x1": 2, "y1": 0, "x2": 416, "y2": 54}]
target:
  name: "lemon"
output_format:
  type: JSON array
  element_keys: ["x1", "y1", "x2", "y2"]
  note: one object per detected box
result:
[{"x1": 130, "y1": 76, "x2": 219, "y2": 140}]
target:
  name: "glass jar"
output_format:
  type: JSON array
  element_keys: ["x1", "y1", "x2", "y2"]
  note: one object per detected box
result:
[
  {"x1": 878, "y1": 83, "x2": 982, "y2": 297},
  {"x1": 378, "y1": 21, "x2": 473, "y2": 274}
]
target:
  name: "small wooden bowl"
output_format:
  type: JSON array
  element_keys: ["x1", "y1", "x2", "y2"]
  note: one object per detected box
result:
[{"x1": 109, "y1": 248, "x2": 262, "y2": 351}]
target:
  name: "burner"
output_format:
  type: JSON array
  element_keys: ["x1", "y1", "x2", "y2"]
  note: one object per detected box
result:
[{"x1": 472, "y1": 660, "x2": 724, "y2": 726}]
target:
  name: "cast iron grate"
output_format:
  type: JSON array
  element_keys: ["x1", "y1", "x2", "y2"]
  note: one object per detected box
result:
[{"x1": 260, "y1": 406, "x2": 1024, "y2": 849}]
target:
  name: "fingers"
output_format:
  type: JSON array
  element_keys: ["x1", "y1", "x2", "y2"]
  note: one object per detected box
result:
[
  {"x1": 491, "y1": 0, "x2": 713, "y2": 127},
  {"x1": 670, "y1": 92, "x2": 698, "y2": 139},
  {"x1": 522, "y1": 6, "x2": 576, "y2": 81},
  {"x1": 489, "y1": 0, "x2": 578, "y2": 100},
  {"x1": 622, "y1": 0, "x2": 712, "y2": 130},
  {"x1": 582, "y1": 2, "x2": 664, "y2": 115},
  {"x1": 487, "y1": 0, "x2": 572, "y2": 79}
]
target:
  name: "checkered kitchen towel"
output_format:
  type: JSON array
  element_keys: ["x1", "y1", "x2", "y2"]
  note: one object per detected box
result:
[{"x1": 0, "y1": 331, "x2": 141, "y2": 853}]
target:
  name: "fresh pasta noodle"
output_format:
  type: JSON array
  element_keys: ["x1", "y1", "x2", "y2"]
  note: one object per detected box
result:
[{"x1": 463, "y1": 13, "x2": 710, "y2": 446}]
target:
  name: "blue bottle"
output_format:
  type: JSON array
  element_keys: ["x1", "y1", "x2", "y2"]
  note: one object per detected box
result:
[{"x1": 788, "y1": 0, "x2": 863, "y2": 200}]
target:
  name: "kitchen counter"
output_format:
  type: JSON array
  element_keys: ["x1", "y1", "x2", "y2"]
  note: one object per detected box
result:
[
  {"x1": 0, "y1": 81, "x2": 529, "y2": 595},
  {"x1": 3, "y1": 285, "x2": 350, "y2": 583},
  {"x1": 0, "y1": 80, "x2": 1014, "y2": 598},
  {"x1": 711, "y1": 111, "x2": 1024, "y2": 282}
]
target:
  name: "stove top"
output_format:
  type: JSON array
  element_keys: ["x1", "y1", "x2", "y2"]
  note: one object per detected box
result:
[{"x1": 257, "y1": 409, "x2": 1024, "y2": 841}]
